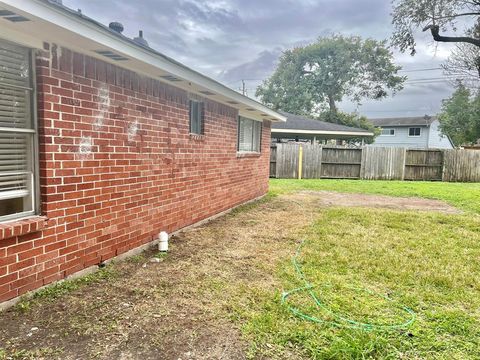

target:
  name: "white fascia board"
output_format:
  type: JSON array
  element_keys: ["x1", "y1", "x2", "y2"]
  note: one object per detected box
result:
[
  {"x1": 272, "y1": 129, "x2": 374, "y2": 136},
  {"x1": 1, "y1": 0, "x2": 286, "y2": 123},
  {"x1": 375, "y1": 124, "x2": 429, "y2": 128}
]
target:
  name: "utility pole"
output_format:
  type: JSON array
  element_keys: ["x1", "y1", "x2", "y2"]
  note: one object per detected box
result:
[{"x1": 241, "y1": 80, "x2": 246, "y2": 96}]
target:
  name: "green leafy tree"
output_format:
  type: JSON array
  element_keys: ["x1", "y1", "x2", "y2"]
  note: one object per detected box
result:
[
  {"x1": 392, "y1": 0, "x2": 480, "y2": 56},
  {"x1": 320, "y1": 111, "x2": 380, "y2": 143},
  {"x1": 256, "y1": 35, "x2": 405, "y2": 123},
  {"x1": 438, "y1": 82, "x2": 480, "y2": 145}
]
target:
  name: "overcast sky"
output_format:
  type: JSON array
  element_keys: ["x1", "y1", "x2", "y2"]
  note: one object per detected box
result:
[{"x1": 63, "y1": 0, "x2": 459, "y2": 118}]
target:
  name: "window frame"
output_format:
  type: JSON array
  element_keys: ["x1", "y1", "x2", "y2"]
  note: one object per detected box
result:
[
  {"x1": 408, "y1": 127, "x2": 422, "y2": 137},
  {"x1": 380, "y1": 128, "x2": 395, "y2": 137},
  {"x1": 0, "y1": 40, "x2": 39, "y2": 223},
  {"x1": 189, "y1": 99, "x2": 204, "y2": 135},
  {"x1": 237, "y1": 116, "x2": 262, "y2": 153}
]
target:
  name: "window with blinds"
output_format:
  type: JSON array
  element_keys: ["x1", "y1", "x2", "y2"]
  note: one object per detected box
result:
[
  {"x1": 237, "y1": 116, "x2": 261, "y2": 153},
  {"x1": 0, "y1": 39, "x2": 36, "y2": 221},
  {"x1": 189, "y1": 100, "x2": 204, "y2": 135}
]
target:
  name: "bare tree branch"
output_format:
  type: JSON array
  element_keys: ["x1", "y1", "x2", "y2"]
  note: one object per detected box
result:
[{"x1": 423, "y1": 25, "x2": 480, "y2": 47}]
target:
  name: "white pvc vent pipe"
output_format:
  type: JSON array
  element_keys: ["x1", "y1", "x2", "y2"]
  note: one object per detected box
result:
[{"x1": 158, "y1": 231, "x2": 169, "y2": 252}]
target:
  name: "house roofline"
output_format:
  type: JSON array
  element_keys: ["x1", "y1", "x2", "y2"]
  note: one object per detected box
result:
[
  {"x1": 0, "y1": 0, "x2": 286, "y2": 123},
  {"x1": 375, "y1": 124, "x2": 431, "y2": 128},
  {"x1": 272, "y1": 129, "x2": 374, "y2": 137}
]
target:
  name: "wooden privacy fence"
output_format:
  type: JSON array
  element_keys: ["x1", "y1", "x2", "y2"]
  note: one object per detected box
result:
[{"x1": 270, "y1": 143, "x2": 480, "y2": 182}]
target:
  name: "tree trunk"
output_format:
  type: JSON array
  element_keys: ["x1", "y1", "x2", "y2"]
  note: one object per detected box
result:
[{"x1": 327, "y1": 94, "x2": 337, "y2": 121}]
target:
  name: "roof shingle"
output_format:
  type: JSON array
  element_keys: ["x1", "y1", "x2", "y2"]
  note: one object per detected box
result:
[
  {"x1": 370, "y1": 116, "x2": 436, "y2": 127},
  {"x1": 272, "y1": 112, "x2": 371, "y2": 134}
]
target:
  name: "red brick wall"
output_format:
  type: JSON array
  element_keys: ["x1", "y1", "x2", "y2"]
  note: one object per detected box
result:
[{"x1": 0, "y1": 43, "x2": 271, "y2": 304}]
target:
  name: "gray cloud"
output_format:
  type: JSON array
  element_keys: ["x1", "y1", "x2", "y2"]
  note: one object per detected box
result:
[
  {"x1": 219, "y1": 49, "x2": 282, "y2": 84},
  {"x1": 63, "y1": 0, "x2": 457, "y2": 117}
]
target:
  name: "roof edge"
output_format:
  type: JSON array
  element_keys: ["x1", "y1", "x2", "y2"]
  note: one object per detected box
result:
[
  {"x1": 272, "y1": 129, "x2": 374, "y2": 136},
  {"x1": 373, "y1": 125, "x2": 432, "y2": 129},
  {"x1": 3, "y1": 0, "x2": 286, "y2": 122},
  {"x1": 370, "y1": 116, "x2": 437, "y2": 127}
]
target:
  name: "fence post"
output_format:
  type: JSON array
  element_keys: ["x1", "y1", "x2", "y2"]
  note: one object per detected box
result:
[
  {"x1": 401, "y1": 148, "x2": 407, "y2": 181},
  {"x1": 441, "y1": 149, "x2": 447, "y2": 182},
  {"x1": 360, "y1": 147, "x2": 366, "y2": 180},
  {"x1": 298, "y1": 145, "x2": 303, "y2": 180}
]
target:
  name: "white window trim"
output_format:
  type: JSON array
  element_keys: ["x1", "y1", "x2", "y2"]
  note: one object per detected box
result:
[
  {"x1": 189, "y1": 99, "x2": 204, "y2": 135},
  {"x1": 408, "y1": 127, "x2": 422, "y2": 137},
  {"x1": 237, "y1": 116, "x2": 262, "y2": 154},
  {"x1": 0, "y1": 42, "x2": 39, "y2": 223},
  {"x1": 380, "y1": 128, "x2": 396, "y2": 137}
]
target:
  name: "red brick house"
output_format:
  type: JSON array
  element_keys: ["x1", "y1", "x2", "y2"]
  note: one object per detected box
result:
[{"x1": 0, "y1": 0, "x2": 286, "y2": 307}]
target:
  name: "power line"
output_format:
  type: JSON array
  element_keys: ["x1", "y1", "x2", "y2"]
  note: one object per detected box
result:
[
  {"x1": 226, "y1": 75, "x2": 467, "y2": 88},
  {"x1": 399, "y1": 67, "x2": 443, "y2": 73},
  {"x1": 224, "y1": 78, "x2": 264, "y2": 86},
  {"x1": 224, "y1": 70, "x2": 467, "y2": 88},
  {"x1": 406, "y1": 76, "x2": 469, "y2": 82},
  {"x1": 364, "y1": 109, "x2": 434, "y2": 113},
  {"x1": 406, "y1": 80, "x2": 468, "y2": 86},
  {"x1": 225, "y1": 69, "x2": 448, "y2": 85}
]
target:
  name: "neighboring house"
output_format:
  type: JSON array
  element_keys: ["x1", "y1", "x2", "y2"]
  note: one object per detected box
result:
[
  {"x1": 370, "y1": 116, "x2": 454, "y2": 149},
  {"x1": 0, "y1": 0, "x2": 286, "y2": 306},
  {"x1": 272, "y1": 112, "x2": 374, "y2": 143}
]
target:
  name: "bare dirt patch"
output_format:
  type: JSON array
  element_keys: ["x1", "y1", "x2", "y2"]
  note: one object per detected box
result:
[
  {"x1": 0, "y1": 191, "x2": 462, "y2": 359},
  {"x1": 295, "y1": 191, "x2": 462, "y2": 214},
  {"x1": 0, "y1": 196, "x2": 316, "y2": 360}
]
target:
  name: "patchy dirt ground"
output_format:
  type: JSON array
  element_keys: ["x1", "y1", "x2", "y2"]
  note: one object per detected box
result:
[
  {"x1": 309, "y1": 191, "x2": 462, "y2": 214},
  {"x1": 0, "y1": 191, "x2": 460, "y2": 359}
]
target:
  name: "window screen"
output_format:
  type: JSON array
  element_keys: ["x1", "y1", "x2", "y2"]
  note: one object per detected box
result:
[
  {"x1": 237, "y1": 116, "x2": 261, "y2": 152},
  {"x1": 189, "y1": 100, "x2": 204, "y2": 135},
  {"x1": 0, "y1": 39, "x2": 36, "y2": 221}
]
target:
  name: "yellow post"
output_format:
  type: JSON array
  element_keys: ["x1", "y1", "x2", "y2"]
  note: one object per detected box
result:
[{"x1": 298, "y1": 145, "x2": 303, "y2": 180}]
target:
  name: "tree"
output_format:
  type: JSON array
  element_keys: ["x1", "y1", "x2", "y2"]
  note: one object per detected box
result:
[
  {"x1": 443, "y1": 42, "x2": 480, "y2": 79},
  {"x1": 256, "y1": 35, "x2": 405, "y2": 123},
  {"x1": 392, "y1": 0, "x2": 480, "y2": 56},
  {"x1": 438, "y1": 82, "x2": 480, "y2": 145},
  {"x1": 320, "y1": 111, "x2": 380, "y2": 143},
  {"x1": 442, "y1": 22, "x2": 480, "y2": 83}
]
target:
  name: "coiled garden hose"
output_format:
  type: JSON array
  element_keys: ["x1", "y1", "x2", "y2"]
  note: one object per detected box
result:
[{"x1": 281, "y1": 200, "x2": 416, "y2": 331}]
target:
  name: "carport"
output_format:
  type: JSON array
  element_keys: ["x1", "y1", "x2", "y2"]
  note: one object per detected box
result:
[{"x1": 272, "y1": 112, "x2": 374, "y2": 144}]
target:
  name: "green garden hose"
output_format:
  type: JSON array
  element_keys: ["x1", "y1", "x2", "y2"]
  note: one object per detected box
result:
[{"x1": 281, "y1": 206, "x2": 416, "y2": 331}]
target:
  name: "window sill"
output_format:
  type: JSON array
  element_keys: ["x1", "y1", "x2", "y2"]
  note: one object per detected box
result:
[
  {"x1": 0, "y1": 216, "x2": 48, "y2": 241},
  {"x1": 237, "y1": 151, "x2": 261, "y2": 158},
  {"x1": 189, "y1": 133, "x2": 205, "y2": 141}
]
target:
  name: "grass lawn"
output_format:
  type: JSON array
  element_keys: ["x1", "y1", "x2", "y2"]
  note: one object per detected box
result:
[
  {"x1": 269, "y1": 179, "x2": 480, "y2": 214},
  {"x1": 234, "y1": 180, "x2": 480, "y2": 359},
  {"x1": 1, "y1": 180, "x2": 479, "y2": 359}
]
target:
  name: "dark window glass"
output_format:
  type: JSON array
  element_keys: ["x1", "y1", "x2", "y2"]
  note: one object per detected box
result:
[
  {"x1": 409, "y1": 127, "x2": 421, "y2": 136},
  {"x1": 189, "y1": 100, "x2": 204, "y2": 135}
]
